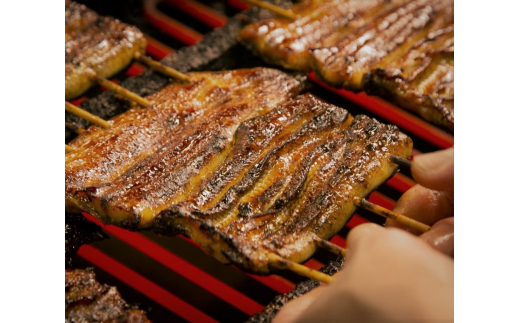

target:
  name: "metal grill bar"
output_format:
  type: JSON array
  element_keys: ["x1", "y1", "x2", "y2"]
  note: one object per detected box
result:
[
  {"x1": 78, "y1": 245, "x2": 219, "y2": 322},
  {"x1": 82, "y1": 214, "x2": 264, "y2": 315},
  {"x1": 162, "y1": 0, "x2": 228, "y2": 28}
]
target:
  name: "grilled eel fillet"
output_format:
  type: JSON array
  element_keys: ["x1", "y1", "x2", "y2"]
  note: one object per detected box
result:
[
  {"x1": 66, "y1": 68, "x2": 412, "y2": 274},
  {"x1": 239, "y1": 0, "x2": 454, "y2": 130},
  {"x1": 363, "y1": 23, "x2": 454, "y2": 129},
  {"x1": 66, "y1": 68, "x2": 303, "y2": 223},
  {"x1": 65, "y1": 1, "x2": 147, "y2": 100},
  {"x1": 66, "y1": 268, "x2": 150, "y2": 322},
  {"x1": 238, "y1": 0, "x2": 409, "y2": 72}
]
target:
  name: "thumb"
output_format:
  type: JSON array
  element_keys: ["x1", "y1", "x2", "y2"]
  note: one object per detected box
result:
[{"x1": 412, "y1": 148, "x2": 454, "y2": 198}]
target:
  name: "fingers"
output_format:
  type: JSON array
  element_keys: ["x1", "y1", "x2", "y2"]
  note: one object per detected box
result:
[
  {"x1": 420, "y1": 217, "x2": 454, "y2": 257},
  {"x1": 272, "y1": 286, "x2": 326, "y2": 323},
  {"x1": 412, "y1": 148, "x2": 454, "y2": 199},
  {"x1": 386, "y1": 185, "x2": 454, "y2": 235},
  {"x1": 290, "y1": 226, "x2": 453, "y2": 323},
  {"x1": 345, "y1": 223, "x2": 384, "y2": 254}
]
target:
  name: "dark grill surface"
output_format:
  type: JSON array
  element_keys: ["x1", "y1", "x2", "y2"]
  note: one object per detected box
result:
[{"x1": 66, "y1": 1, "x2": 454, "y2": 322}]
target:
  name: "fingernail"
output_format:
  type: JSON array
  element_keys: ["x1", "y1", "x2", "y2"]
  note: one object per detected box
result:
[{"x1": 413, "y1": 148, "x2": 453, "y2": 173}]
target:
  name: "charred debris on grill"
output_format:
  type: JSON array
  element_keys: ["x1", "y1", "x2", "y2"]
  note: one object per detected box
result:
[
  {"x1": 66, "y1": 268, "x2": 150, "y2": 322},
  {"x1": 66, "y1": 213, "x2": 108, "y2": 268},
  {"x1": 65, "y1": 0, "x2": 295, "y2": 143},
  {"x1": 246, "y1": 255, "x2": 345, "y2": 323}
]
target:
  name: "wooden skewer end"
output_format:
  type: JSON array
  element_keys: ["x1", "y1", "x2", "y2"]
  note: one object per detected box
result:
[
  {"x1": 86, "y1": 68, "x2": 152, "y2": 108},
  {"x1": 65, "y1": 101, "x2": 110, "y2": 129},
  {"x1": 268, "y1": 253, "x2": 335, "y2": 284},
  {"x1": 354, "y1": 197, "x2": 431, "y2": 233},
  {"x1": 315, "y1": 237, "x2": 346, "y2": 257},
  {"x1": 133, "y1": 51, "x2": 191, "y2": 83},
  {"x1": 390, "y1": 155, "x2": 412, "y2": 168}
]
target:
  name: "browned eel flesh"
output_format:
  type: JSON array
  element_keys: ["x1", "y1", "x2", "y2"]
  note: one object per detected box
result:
[
  {"x1": 66, "y1": 268, "x2": 150, "y2": 322},
  {"x1": 239, "y1": 0, "x2": 454, "y2": 130},
  {"x1": 155, "y1": 102, "x2": 412, "y2": 273},
  {"x1": 65, "y1": 1, "x2": 146, "y2": 100},
  {"x1": 363, "y1": 22, "x2": 454, "y2": 129},
  {"x1": 66, "y1": 68, "x2": 412, "y2": 274},
  {"x1": 238, "y1": 0, "x2": 407, "y2": 72},
  {"x1": 66, "y1": 68, "x2": 302, "y2": 226}
]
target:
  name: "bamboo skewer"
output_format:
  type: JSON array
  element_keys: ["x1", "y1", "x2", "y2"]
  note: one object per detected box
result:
[
  {"x1": 65, "y1": 122, "x2": 85, "y2": 135},
  {"x1": 65, "y1": 102, "x2": 110, "y2": 129},
  {"x1": 268, "y1": 254, "x2": 335, "y2": 284},
  {"x1": 85, "y1": 69, "x2": 152, "y2": 108},
  {"x1": 390, "y1": 155, "x2": 412, "y2": 168},
  {"x1": 65, "y1": 144, "x2": 75, "y2": 153},
  {"x1": 354, "y1": 197, "x2": 431, "y2": 233},
  {"x1": 241, "y1": 0, "x2": 296, "y2": 20},
  {"x1": 315, "y1": 237, "x2": 346, "y2": 257},
  {"x1": 134, "y1": 52, "x2": 190, "y2": 82}
]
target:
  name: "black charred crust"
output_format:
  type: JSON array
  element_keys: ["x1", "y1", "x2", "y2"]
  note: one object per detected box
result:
[
  {"x1": 328, "y1": 148, "x2": 356, "y2": 188},
  {"x1": 238, "y1": 202, "x2": 253, "y2": 216},
  {"x1": 66, "y1": 213, "x2": 108, "y2": 268},
  {"x1": 155, "y1": 208, "x2": 266, "y2": 272},
  {"x1": 258, "y1": 179, "x2": 286, "y2": 204},
  {"x1": 267, "y1": 143, "x2": 325, "y2": 213},
  {"x1": 153, "y1": 206, "x2": 192, "y2": 236},
  {"x1": 66, "y1": 267, "x2": 149, "y2": 322},
  {"x1": 208, "y1": 152, "x2": 272, "y2": 214},
  {"x1": 245, "y1": 256, "x2": 345, "y2": 323}
]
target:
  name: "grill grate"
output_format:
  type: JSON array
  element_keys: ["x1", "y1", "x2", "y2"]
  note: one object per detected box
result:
[{"x1": 67, "y1": 1, "x2": 454, "y2": 321}]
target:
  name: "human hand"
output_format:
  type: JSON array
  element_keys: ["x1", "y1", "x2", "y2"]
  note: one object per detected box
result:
[
  {"x1": 387, "y1": 148, "x2": 454, "y2": 256},
  {"x1": 273, "y1": 224, "x2": 454, "y2": 323}
]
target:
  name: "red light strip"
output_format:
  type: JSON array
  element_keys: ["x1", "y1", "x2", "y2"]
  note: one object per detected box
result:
[
  {"x1": 69, "y1": 97, "x2": 87, "y2": 106},
  {"x1": 330, "y1": 235, "x2": 346, "y2": 248},
  {"x1": 82, "y1": 213, "x2": 263, "y2": 315},
  {"x1": 368, "y1": 191, "x2": 395, "y2": 210},
  {"x1": 346, "y1": 214, "x2": 369, "y2": 228},
  {"x1": 386, "y1": 173, "x2": 415, "y2": 193},
  {"x1": 162, "y1": 0, "x2": 228, "y2": 28},
  {"x1": 304, "y1": 258, "x2": 325, "y2": 271},
  {"x1": 308, "y1": 73, "x2": 454, "y2": 149},
  {"x1": 78, "y1": 245, "x2": 218, "y2": 323},
  {"x1": 125, "y1": 62, "x2": 147, "y2": 77},
  {"x1": 144, "y1": 0, "x2": 203, "y2": 45},
  {"x1": 244, "y1": 273, "x2": 295, "y2": 294},
  {"x1": 145, "y1": 36, "x2": 175, "y2": 60},
  {"x1": 227, "y1": 0, "x2": 251, "y2": 11}
]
